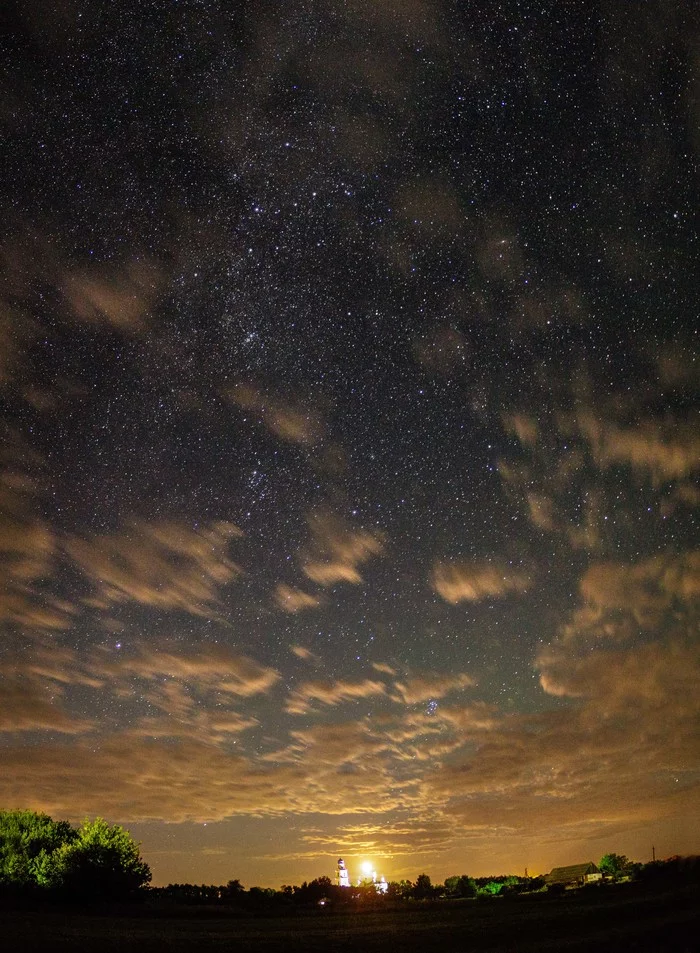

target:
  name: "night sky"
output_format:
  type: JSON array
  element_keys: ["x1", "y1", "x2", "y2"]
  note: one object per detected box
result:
[{"x1": 1, "y1": 0, "x2": 698, "y2": 887}]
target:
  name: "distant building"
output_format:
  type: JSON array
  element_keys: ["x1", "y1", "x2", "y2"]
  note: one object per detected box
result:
[
  {"x1": 545, "y1": 862, "x2": 602, "y2": 888},
  {"x1": 359, "y1": 867, "x2": 388, "y2": 894},
  {"x1": 336, "y1": 858, "x2": 350, "y2": 888},
  {"x1": 335, "y1": 857, "x2": 388, "y2": 892}
]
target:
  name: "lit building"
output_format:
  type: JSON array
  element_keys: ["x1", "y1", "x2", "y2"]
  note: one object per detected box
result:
[
  {"x1": 359, "y1": 861, "x2": 388, "y2": 893},
  {"x1": 336, "y1": 857, "x2": 350, "y2": 888}
]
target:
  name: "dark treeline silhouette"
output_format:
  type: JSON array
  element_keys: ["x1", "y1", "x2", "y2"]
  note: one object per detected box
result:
[
  {"x1": 147, "y1": 857, "x2": 700, "y2": 911},
  {"x1": 3, "y1": 810, "x2": 697, "y2": 913}
]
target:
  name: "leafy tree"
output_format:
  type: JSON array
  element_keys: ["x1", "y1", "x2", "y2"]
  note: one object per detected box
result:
[
  {"x1": 598, "y1": 853, "x2": 630, "y2": 879},
  {"x1": 444, "y1": 874, "x2": 477, "y2": 898},
  {"x1": 0, "y1": 810, "x2": 75, "y2": 889},
  {"x1": 413, "y1": 872, "x2": 434, "y2": 899},
  {"x1": 387, "y1": 879, "x2": 414, "y2": 900},
  {"x1": 478, "y1": 880, "x2": 504, "y2": 897},
  {"x1": 47, "y1": 817, "x2": 151, "y2": 898},
  {"x1": 221, "y1": 878, "x2": 245, "y2": 902}
]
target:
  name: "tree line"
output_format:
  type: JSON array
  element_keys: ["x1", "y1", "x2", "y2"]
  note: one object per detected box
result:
[
  {"x1": 149, "y1": 872, "x2": 542, "y2": 907},
  {"x1": 150, "y1": 855, "x2": 700, "y2": 909},
  {"x1": 3, "y1": 810, "x2": 697, "y2": 908}
]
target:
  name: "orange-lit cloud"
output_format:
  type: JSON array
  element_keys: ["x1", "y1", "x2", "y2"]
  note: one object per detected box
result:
[
  {"x1": 67, "y1": 519, "x2": 242, "y2": 615},
  {"x1": 275, "y1": 584, "x2": 321, "y2": 613},
  {"x1": 228, "y1": 383, "x2": 324, "y2": 446},
  {"x1": 302, "y1": 510, "x2": 385, "y2": 586},
  {"x1": 286, "y1": 677, "x2": 387, "y2": 714},
  {"x1": 130, "y1": 709, "x2": 258, "y2": 744},
  {"x1": 290, "y1": 645, "x2": 321, "y2": 663},
  {"x1": 0, "y1": 679, "x2": 92, "y2": 734},
  {"x1": 109, "y1": 644, "x2": 281, "y2": 698},
  {"x1": 391, "y1": 672, "x2": 475, "y2": 705},
  {"x1": 63, "y1": 260, "x2": 161, "y2": 333},
  {"x1": 0, "y1": 727, "x2": 410, "y2": 823},
  {"x1": 432, "y1": 560, "x2": 530, "y2": 603},
  {"x1": 578, "y1": 411, "x2": 700, "y2": 482},
  {"x1": 0, "y1": 441, "x2": 70, "y2": 629},
  {"x1": 293, "y1": 815, "x2": 455, "y2": 860},
  {"x1": 372, "y1": 662, "x2": 396, "y2": 676},
  {"x1": 575, "y1": 551, "x2": 700, "y2": 627}
]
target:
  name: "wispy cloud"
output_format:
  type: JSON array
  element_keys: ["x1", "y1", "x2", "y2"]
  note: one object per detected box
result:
[
  {"x1": 286, "y1": 678, "x2": 387, "y2": 714},
  {"x1": 63, "y1": 260, "x2": 162, "y2": 333},
  {"x1": 275, "y1": 584, "x2": 321, "y2": 613},
  {"x1": 0, "y1": 679, "x2": 93, "y2": 734},
  {"x1": 391, "y1": 672, "x2": 475, "y2": 705},
  {"x1": 228, "y1": 383, "x2": 324, "y2": 446},
  {"x1": 67, "y1": 519, "x2": 243, "y2": 615},
  {"x1": 432, "y1": 560, "x2": 530, "y2": 603},
  {"x1": 302, "y1": 510, "x2": 385, "y2": 586}
]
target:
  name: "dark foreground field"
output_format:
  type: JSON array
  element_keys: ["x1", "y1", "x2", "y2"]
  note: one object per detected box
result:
[{"x1": 3, "y1": 882, "x2": 697, "y2": 953}]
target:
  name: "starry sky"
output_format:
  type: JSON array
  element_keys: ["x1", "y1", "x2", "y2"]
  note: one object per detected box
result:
[{"x1": 1, "y1": 0, "x2": 698, "y2": 887}]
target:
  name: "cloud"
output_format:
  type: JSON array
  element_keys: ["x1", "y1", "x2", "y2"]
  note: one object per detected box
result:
[
  {"x1": 432, "y1": 560, "x2": 530, "y2": 603},
  {"x1": 537, "y1": 551, "x2": 700, "y2": 710},
  {"x1": 538, "y1": 639, "x2": 700, "y2": 711},
  {"x1": 501, "y1": 389, "x2": 700, "y2": 552},
  {"x1": 0, "y1": 439, "x2": 70, "y2": 629},
  {"x1": 228, "y1": 383, "x2": 324, "y2": 446},
  {"x1": 371, "y1": 662, "x2": 396, "y2": 676},
  {"x1": 286, "y1": 678, "x2": 387, "y2": 715},
  {"x1": 302, "y1": 510, "x2": 385, "y2": 586},
  {"x1": 275, "y1": 584, "x2": 321, "y2": 614},
  {"x1": 576, "y1": 551, "x2": 700, "y2": 627},
  {"x1": 293, "y1": 815, "x2": 456, "y2": 860},
  {"x1": 578, "y1": 411, "x2": 700, "y2": 483},
  {"x1": 66, "y1": 519, "x2": 243, "y2": 615},
  {"x1": 290, "y1": 645, "x2": 321, "y2": 663},
  {"x1": 391, "y1": 672, "x2": 475, "y2": 705},
  {"x1": 421, "y1": 645, "x2": 700, "y2": 839},
  {"x1": 286, "y1": 721, "x2": 391, "y2": 766},
  {"x1": 0, "y1": 678, "x2": 92, "y2": 734},
  {"x1": 0, "y1": 727, "x2": 408, "y2": 822},
  {"x1": 411, "y1": 550, "x2": 694, "y2": 839},
  {"x1": 6, "y1": 644, "x2": 104, "y2": 689},
  {"x1": 130, "y1": 709, "x2": 258, "y2": 744},
  {"x1": 1, "y1": 642, "x2": 276, "y2": 745},
  {"x1": 109, "y1": 644, "x2": 281, "y2": 698},
  {"x1": 504, "y1": 413, "x2": 539, "y2": 447},
  {"x1": 0, "y1": 737, "x2": 300, "y2": 822},
  {"x1": 437, "y1": 701, "x2": 500, "y2": 733},
  {"x1": 62, "y1": 260, "x2": 162, "y2": 333}
]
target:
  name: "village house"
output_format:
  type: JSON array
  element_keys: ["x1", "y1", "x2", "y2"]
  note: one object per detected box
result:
[{"x1": 545, "y1": 862, "x2": 603, "y2": 888}]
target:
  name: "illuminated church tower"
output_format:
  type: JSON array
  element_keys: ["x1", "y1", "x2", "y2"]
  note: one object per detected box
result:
[{"x1": 336, "y1": 857, "x2": 350, "y2": 888}]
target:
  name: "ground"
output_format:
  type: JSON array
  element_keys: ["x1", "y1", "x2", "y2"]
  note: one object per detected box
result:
[{"x1": 3, "y1": 881, "x2": 697, "y2": 952}]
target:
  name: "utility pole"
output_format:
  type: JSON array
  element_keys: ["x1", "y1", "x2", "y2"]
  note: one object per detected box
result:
[{"x1": 652, "y1": 845, "x2": 656, "y2": 862}]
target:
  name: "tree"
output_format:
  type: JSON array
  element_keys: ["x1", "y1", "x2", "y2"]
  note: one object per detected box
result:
[
  {"x1": 413, "y1": 873, "x2": 434, "y2": 899},
  {"x1": 0, "y1": 810, "x2": 75, "y2": 889},
  {"x1": 387, "y1": 879, "x2": 414, "y2": 900},
  {"x1": 221, "y1": 878, "x2": 245, "y2": 902},
  {"x1": 599, "y1": 853, "x2": 630, "y2": 880},
  {"x1": 444, "y1": 874, "x2": 477, "y2": 899},
  {"x1": 47, "y1": 817, "x2": 151, "y2": 898}
]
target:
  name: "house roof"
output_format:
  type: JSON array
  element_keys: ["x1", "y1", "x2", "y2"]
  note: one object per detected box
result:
[{"x1": 546, "y1": 862, "x2": 599, "y2": 884}]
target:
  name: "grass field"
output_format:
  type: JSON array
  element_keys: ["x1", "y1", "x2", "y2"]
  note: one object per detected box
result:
[{"x1": 3, "y1": 881, "x2": 697, "y2": 952}]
